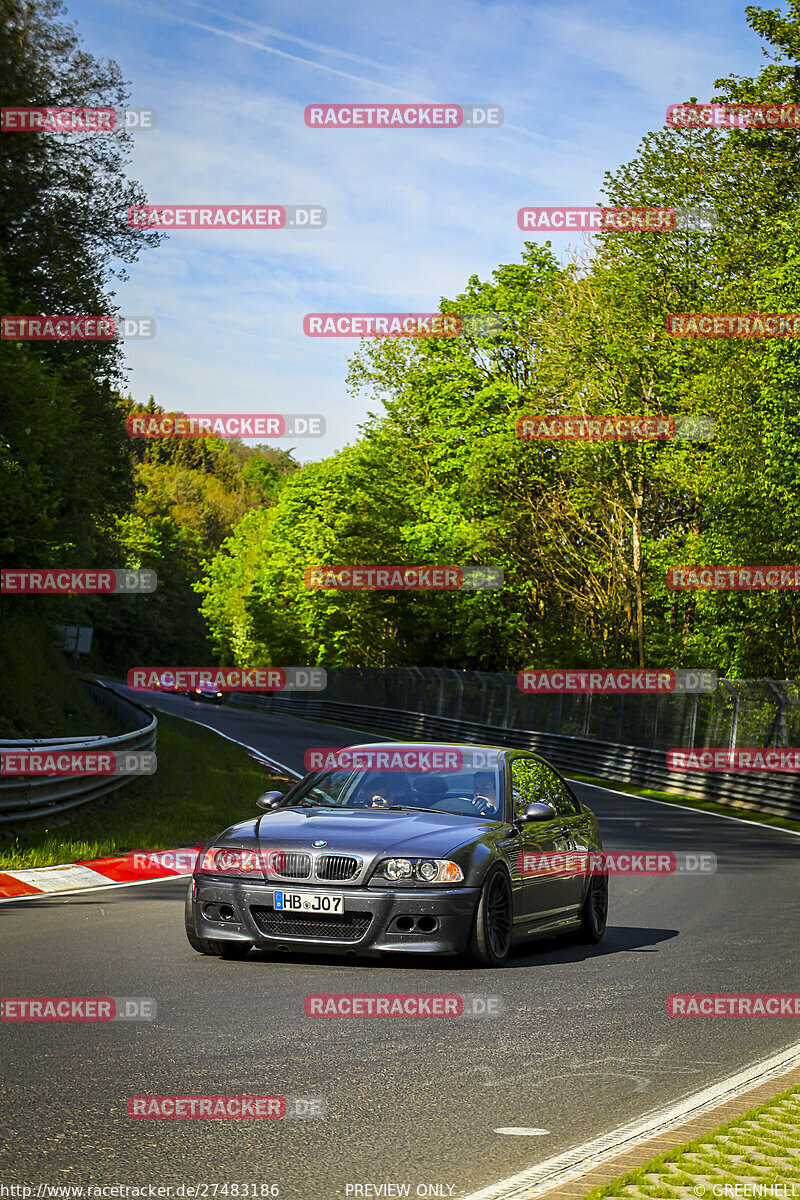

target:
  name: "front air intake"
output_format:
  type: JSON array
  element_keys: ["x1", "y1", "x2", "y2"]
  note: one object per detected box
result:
[{"x1": 316, "y1": 854, "x2": 361, "y2": 882}]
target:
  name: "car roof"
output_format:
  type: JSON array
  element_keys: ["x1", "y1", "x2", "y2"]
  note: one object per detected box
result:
[{"x1": 341, "y1": 741, "x2": 516, "y2": 756}]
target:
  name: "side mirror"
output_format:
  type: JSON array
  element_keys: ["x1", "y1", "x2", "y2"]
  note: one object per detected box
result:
[
  {"x1": 256, "y1": 790, "x2": 284, "y2": 811},
  {"x1": 521, "y1": 801, "x2": 557, "y2": 821}
]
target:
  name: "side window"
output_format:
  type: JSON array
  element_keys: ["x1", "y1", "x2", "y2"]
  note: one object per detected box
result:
[
  {"x1": 548, "y1": 772, "x2": 580, "y2": 818},
  {"x1": 510, "y1": 757, "x2": 578, "y2": 817}
]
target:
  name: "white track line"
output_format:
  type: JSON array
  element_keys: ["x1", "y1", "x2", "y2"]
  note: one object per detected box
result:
[
  {"x1": 569, "y1": 778, "x2": 800, "y2": 838},
  {"x1": 461, "y1": 1039, "x2": 800, "y2": 1200}
]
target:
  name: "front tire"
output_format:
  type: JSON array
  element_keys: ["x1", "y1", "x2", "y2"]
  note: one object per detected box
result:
[
  {"x1": 466, "y1": 867, "x2": 513, "y2": 967},
  {"x1": 209, "y1": 940, "x2": 251, "y2": 959},
  {"x1": 577, "y1": 872, "x2": 608, "y2": 943}
]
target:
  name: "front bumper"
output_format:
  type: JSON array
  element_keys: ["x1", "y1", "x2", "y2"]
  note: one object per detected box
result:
[{"x1": 191, "y1": 874, "x2": 479, "y2": 956}]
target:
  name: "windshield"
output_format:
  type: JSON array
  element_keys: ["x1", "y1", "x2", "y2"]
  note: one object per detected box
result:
[{"x1": 285, "y1": 765, "x2": 504, "y2": 819}]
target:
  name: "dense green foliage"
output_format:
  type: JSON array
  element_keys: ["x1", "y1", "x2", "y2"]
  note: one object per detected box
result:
[
  {"x1": 4, "y1": 0, "x2": 800, "y2": 681},
  {"x1": 196, "y1": 4, "x2": 800, "y2": 676},
  {"x1": 0, "y1": 1, "x2": 297, "y2": 673}
]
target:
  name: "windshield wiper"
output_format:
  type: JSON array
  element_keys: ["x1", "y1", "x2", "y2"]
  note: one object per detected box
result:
[{"x1": 386, "y1": 805, "x2": 449, "y2": 815}]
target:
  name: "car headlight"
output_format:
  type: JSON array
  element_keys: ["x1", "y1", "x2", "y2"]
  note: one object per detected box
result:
[
  {"x1": 375, "y1": 858, "x2": 464, "y2": 884},
  {"x1": 384, "y1": 858, "x2": 414, "y2": 880},
  {"x1": 199, "y1": 847, "x2": 262, "y2": 876}
]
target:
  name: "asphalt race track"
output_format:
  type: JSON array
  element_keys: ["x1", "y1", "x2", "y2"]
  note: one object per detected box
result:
[{"x1": 2, "y1": 693, "x2": 799, "y2": 1198}]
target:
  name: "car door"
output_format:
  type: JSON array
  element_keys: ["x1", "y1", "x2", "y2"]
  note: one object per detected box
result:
[
  {"x1": 508, "y1": 754, "x2": 578, "y2": 930},
  {"x1": 537, "y1": 764, "x2": 587, "y2": 911}
]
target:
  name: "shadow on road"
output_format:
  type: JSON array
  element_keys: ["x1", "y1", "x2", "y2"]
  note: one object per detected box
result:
[{"x1": 225, "y1": 923, "x2": 679, "y2": 973}]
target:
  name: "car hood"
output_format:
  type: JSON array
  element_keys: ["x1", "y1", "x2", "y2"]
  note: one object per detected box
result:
[{"x1": 215, "y1": 807, "x2": 498, "y2": 860}]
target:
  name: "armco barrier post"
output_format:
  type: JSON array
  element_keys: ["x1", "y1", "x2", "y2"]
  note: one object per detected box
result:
[
  {"x1": 477, "y1": 672, "x2": 488, "y2": 724},
  {"x1": 722, "y1": 680, "x2": 741, "y2": 749},
  {"x1": 454, "y1": 670, "x2": 465, "y2": 722},
  {"x1": 688, "y1": 692, "x2": 699, "y2": 750},
  {"x1": 764, "y1": 679, "x2": 786, "y2": 748},
  {"x1": 583, "y1": 693, "x2": 593, "y2": 738},
  {"x1": 651, "y1": 694, "x2": 661, "y2": 747},
  {"x1": 554, "y1": 692, "x2": 563, "y2": 735},
  {"x1": 501, "y1": 676, "x2": 512, "y2": 728},
  {"x1": 401, "y1": 668, "x2": 412, "y2": 712}
]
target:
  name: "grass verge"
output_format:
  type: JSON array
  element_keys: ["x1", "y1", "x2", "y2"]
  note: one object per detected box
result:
[
  {"x1": 582, "y1": 1084, "x2": 800, "y2": 1198},
  {"x1": 0, "y1": 711, "x2": 290, "y2": 869}
]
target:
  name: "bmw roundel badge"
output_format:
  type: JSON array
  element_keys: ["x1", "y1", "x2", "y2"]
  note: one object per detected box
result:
[{"x1": 312, "y1": 840, "x2": 327, "y2": 847}]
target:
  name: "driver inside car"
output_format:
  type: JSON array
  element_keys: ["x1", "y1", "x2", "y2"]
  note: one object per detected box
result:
[
  {"x1": 367, "y1": 773, "x2": 413, "y2": 808},
  {"x1": 473, "y1": 771, "x2": 500, "y2": 817}
]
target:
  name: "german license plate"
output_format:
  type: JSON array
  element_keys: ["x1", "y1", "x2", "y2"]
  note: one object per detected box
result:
[{"x1": 273, "y1": 890, "x2": 344, "y2": 914}]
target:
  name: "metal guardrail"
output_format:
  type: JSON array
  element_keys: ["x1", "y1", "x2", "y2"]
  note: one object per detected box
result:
[
  {"x1": 0, "y1": 680, "x2": 157, "y2": 827},
  {"x1": 229, "y1": 693, "x2": 800, "y2": 823}
]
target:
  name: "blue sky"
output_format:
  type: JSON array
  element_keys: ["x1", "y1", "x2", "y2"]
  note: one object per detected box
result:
[{"x1": 67, "y1": 0, "x2": 763, "y2": 461}]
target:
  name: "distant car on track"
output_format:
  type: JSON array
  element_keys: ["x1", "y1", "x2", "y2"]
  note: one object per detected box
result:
[
  {"x1": 186, "y1": 681, "x2": 223, "y2": 705},
  {"x1": 185, "y1": 742, "x2": 607, "y2": 966},
  {"x1": 157, "y1": 673, "x2": 182, "y2": 694}
]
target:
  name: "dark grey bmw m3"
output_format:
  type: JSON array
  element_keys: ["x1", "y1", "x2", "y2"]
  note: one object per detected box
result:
[{"x1": 185, "y1": 741, "x2": 607, "y2": 967}]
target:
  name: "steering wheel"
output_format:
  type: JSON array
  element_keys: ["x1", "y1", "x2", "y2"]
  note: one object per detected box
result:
[
  {"x1": 424, "y1": 793, "x2": 494, "y2": 816},
  {"x1": 348, "y1": 793, "x2": 385, "y2": 808}
]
